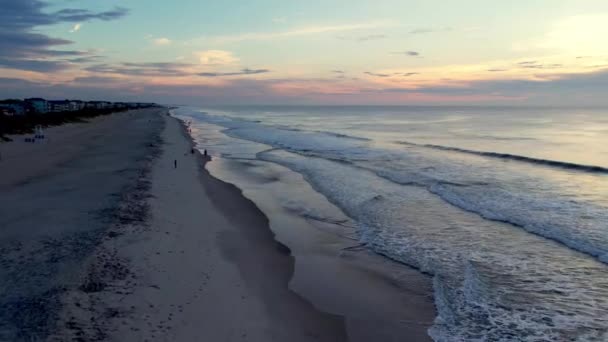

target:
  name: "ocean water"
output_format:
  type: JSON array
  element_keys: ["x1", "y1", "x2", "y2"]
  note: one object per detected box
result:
[{"x1": 173, "y1": 105, "x2": 608, "y2": 341}]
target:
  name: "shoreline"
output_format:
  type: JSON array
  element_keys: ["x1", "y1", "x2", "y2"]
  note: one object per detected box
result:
[
  {"x1": 173, "y1": 114, "x2": 436, "y2": 341},
  {"x1": 1, "y1": 108, "x2": 435, "y2": 341},
  {"x1": 52, "y1": 111, "x2": 348, "y2": 341}
]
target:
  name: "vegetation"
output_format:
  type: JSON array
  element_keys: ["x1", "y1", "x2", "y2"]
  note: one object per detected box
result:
[{"x1": 0, "y1": 107, "x2": 134, "y2": 141}]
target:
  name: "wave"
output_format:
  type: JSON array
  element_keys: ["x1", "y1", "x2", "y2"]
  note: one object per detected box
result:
[
  {"x1": 181, "y1": 109, "x2": 608, "y2": 340},
  {"x1": 314, "y1": 130, "x2": 371, "y2": 141},
  {"x1": 397, "y1": 141, "x2": 608, "y2": 174},
  {"x1": 371, "y1": 163, "x2": 608, "y2": 265},
  {"x1": 428, "y1": 182, "x2": 608, "y2": 264}
]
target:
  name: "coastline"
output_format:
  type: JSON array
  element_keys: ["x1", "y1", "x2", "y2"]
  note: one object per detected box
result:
[
  {"x1": 1, "y1": 108, "x2": 435, "y2": 341},
  {"x1": 173, "y1": 114, "x2": 436, "y2": 341},
  {"x1": 52, "y1": 111, "x2": 348, "y2": 341}
]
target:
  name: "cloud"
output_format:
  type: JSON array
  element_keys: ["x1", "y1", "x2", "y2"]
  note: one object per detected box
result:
[
  {"x1": 391, "y1": 51, "x2": 421, "y2": 56},
  {"x1": 85, "y1": 62, "x2": 194, "y2": 76},
  {"x1": 337, "y1": 33, "x2": 387, "y2": 42},
  {"x1": 356, "y1": 34, "x2": 386, "y2": 41},
  {"x1": 153, "y1": 37, "x2": 172, "y2": 46},
  {"x1": 5, "y1": 67, "x2": 608, "y2": 105},
  {"x1": 364, "y1": 71, "x2": 391, "y2": 77},
  {"x1": 272, "y1": 17, "x2": 287, "y2": 24},
  {"x1": 69, "y1": 23, "x2": 82, "y2": 33},
  {"x1": 0, "y1": 58, "x2": 70, "y2": 72},
  {"x1": 65, "y1": 54, "x2": 103, "y2": 64},
  {"x1": 332, "y1": 70, "x2": 345, "y2": 74},
  {"x1": 514, "y1": 61, "x2": 563, "y2": 70},
  {"x1": 197, "y1": 50, "x2": 239, "y2": 65},
  {"x1": 409, "y1": 27, "x2": 451, "y2": 34},
  {"x1": 373, "y1": 68, "x2": 608, "y2": 103},
  {"x1": 365, "y1": 71, "x2": 419, "y2": 78},
  {"x1": 83, "y1": 60, "x2": 265, "y2": 78},
  {"x1": 198, "y1": 68, "x2": 270, "y2": 77},
  {"x1": 0, "y1": 0, "x2": 129, "y2": 72},
  {"x1": 195, "y1": 21, "x2": 394, "y2": 44},
  {"x1": 53, "y1": 7, "x2": 129, "y2": 22}
]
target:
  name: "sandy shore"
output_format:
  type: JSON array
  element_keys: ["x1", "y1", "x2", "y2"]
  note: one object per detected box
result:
[
  {"x1": 0, "y1": 109, "x2": 165, "y2": 341},
  {"x1": 1, "y1": 109, "x2": 435, "y2": 341},
  {"x1": 52, "y1": 111, "x2": 348, "y2": 341}
]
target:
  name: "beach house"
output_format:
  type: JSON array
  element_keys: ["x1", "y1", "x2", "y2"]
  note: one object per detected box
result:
[
  {"x1": 0, "y1": 100, "x2": 27, "y2": 115},
  {"x1": 25, "y1": 98, "x2": 50, "y2": 114},
  {"x1": 69, "y1": 100, "x2": 85, "y2": 111},
  {"x1": 48, "y1": 100, "x2": 71, "y2": 113}
]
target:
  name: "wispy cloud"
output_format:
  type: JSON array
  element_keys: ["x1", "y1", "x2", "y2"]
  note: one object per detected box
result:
[
  {"x1": 409, "y1": 27, "x2": 451, "y2": 34},
  {"x1": 516, "y1": 61, "x2": 563, "y2": 69},
  {"x1": 53, "y1": 7, "x2": 129, "y2": 22},
  {"x1": 365, "y1": 71, "x2": 419, "y2": 78},
  {"x1": 198, "y1": 68, "x2": 270, "y2": 77},
  {"x1": 197, "y1": 50, "x2": 239, "y2": 65},
  {"x1": 69, "y1": 23, "x2": 82, "y2": 33},
  {"x1": 337, "y1": 33, "x2": 388, "y2": 42},
  {"x1": 364, "y1": 71, "x2": 391, "y2": 77},
  {"x1": 153, "y1": 37, "x2": 172, "y2": 46},
  {"x1": 195, "y1": 21, "x2": 395, "y2": 44},
  {"x1": 356, "y1": 34, "x2": 387, "y2": 42},
  {"x1": 85, "y1": 62, "x2": 194, "y2": 77},
  {"x1": 391, "y1": 51, "x2": 421, "y2": 57}
]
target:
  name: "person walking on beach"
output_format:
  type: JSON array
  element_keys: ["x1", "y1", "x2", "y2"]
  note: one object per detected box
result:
[{"x1": 174, "y1": 159, "x2": 177, "y2": 169}]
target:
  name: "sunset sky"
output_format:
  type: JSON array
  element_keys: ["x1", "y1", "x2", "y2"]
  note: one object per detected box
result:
[{"x1": 2, "y1": 0, "x2": 608, "y2": 105}]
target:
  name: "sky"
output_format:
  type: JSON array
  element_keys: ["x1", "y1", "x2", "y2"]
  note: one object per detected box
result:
[{"x1": 2, "y1": 0, "x2": 608, "y2": 105}]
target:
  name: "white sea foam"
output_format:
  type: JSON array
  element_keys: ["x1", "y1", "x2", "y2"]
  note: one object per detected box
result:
[{"x1": 258, "y1": 148, "x2": 608, "y2": 341}]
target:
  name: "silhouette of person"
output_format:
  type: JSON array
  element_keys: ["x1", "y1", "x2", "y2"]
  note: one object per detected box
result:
[{"x1": 174, "y1": 159, "x2": 177, "y2": 168}]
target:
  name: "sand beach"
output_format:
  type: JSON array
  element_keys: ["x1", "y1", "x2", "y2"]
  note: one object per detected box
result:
[{"x1": 0, "y1": 108, "x2": 435, "y2": 341}]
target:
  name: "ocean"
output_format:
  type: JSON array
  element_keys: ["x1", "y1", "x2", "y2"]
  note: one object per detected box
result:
[{"x1": 173, "y1": 105, "x2": 608, "y2": 341}]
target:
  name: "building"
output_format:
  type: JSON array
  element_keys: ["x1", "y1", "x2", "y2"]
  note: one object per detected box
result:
[
  {"x1": 25, "y1": 98, "x2": 49, "y2": 113},
  {"x1": 69, "y1": 100, "x2": 85, "y2": 111},
  {"x1": 0, "y1": 100, "x2": 27, "y2": 115},
  {"x1": 85, "y1": 101, "x2": 99, "y2": 109},
  {"x1": 85, "y1": 101, "x2": 109, "y2": 109},
  {"x1": 48, "y1": 100, "x2": 71, "y2": 113}
]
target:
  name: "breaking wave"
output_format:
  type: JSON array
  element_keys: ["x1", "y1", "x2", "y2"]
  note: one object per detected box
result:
[{"x1": 397, "y1": 141, "x2": 608, "y2": 174}]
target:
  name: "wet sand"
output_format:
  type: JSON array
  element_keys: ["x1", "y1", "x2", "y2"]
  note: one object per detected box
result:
[
  {"x1": 204, "y1": 152, "x2": 437, "y2": 341},
  {"x1": 1, "y1": 109, "x2": 435, "y2": 341}
]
